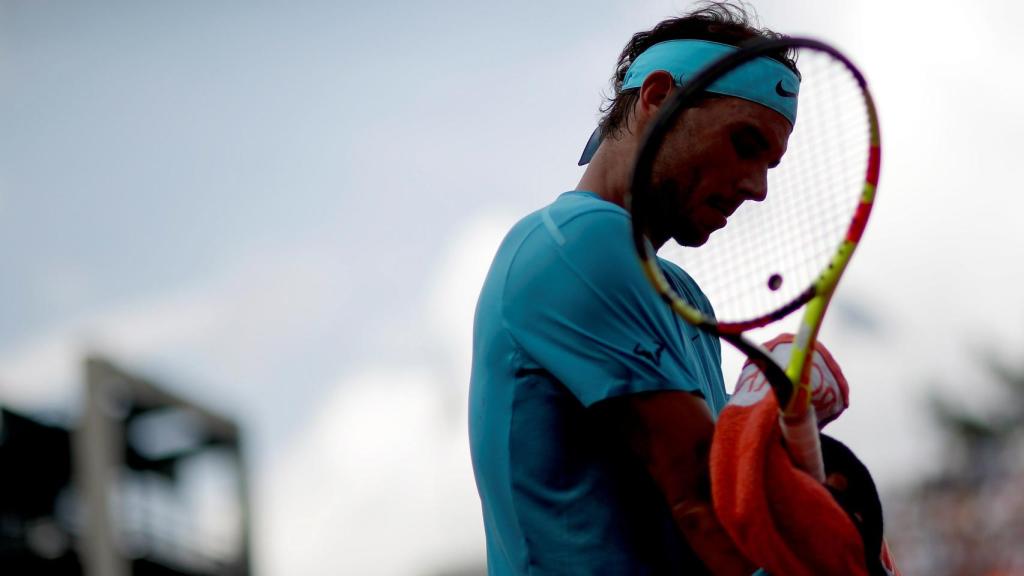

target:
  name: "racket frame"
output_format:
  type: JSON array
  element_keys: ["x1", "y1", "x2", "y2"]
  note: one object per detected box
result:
[{"x1": 629, "y1": 37, "x2": 881, "y2": 479}]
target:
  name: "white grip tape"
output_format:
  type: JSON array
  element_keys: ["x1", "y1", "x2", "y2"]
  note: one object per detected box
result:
[{"x1": 780, "y1": 410, "x2": 826, "y2": 483}]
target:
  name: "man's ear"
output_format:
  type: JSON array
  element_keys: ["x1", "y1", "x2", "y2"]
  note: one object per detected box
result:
[{"x1": 637, "y1": 70, "x2": 677, "y2": 122}]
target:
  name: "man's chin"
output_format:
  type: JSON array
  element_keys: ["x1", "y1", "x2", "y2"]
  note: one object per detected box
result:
[{"x1": 672, "y1": 228, "x2": 711, "y2": 248}]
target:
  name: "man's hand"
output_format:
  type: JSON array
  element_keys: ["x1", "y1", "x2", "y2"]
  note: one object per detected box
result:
[{"x1": 734, "y1": 333, "x2": 850, "y2": 428}]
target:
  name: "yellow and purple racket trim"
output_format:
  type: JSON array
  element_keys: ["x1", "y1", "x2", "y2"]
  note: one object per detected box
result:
[
  {"x1": 782, "y1": 88, "x2": 880, "y2": 420},
  {"x1": 629, "y1": 37, "x2": 881, "y2": 421}
]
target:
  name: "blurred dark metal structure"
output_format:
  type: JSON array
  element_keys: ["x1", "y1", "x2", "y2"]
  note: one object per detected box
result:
[
  {"x1": 1, "y1": 356, "x2": 251, "y2": 576},
  {"x1": 0, "y1": 407, "x2": 79, "y2": 573}
]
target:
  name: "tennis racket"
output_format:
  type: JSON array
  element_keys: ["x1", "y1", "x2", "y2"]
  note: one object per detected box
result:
[{"x1": 628, "y1": 37, "x2": 880, "y2": 481}]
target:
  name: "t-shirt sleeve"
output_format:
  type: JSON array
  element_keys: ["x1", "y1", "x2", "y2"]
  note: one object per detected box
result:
[{"x1": 501, "y1": 206, "x2": 706, "y2": 407}]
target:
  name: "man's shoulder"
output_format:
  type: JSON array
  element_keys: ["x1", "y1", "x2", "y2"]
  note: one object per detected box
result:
[
  {"x1": 506, "y1": 189, "x2": 625, "y2": 229},
  {"x1": 483, "y1": 191, "x2": 640, "y2": 312},
  {"x1": 544, "y1": 190, "x2": 629, "y2": 229},
  {"x1": 495, "y1": 191, "x2": 630, "y2": 264},
  {"x1": 530, "y1": 191, "x2": 632, "y2": 250}
]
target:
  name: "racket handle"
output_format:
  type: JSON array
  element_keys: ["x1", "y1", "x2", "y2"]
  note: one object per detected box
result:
[{"x1": 779, "y1": 409, "x2": 826, "y2": 482}]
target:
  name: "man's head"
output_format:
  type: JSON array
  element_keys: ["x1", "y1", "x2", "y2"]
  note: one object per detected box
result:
[
  {"x1": 578, "y1": 2, "x2": 799, "y2": 247},
  {"x1": 596, "y1": 2, "x2": 798, "y2": 143}
]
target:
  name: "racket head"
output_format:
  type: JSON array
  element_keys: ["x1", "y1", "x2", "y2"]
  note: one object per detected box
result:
[{"x1": 628, "y1": 37, "x2": 880, "y2": 337}]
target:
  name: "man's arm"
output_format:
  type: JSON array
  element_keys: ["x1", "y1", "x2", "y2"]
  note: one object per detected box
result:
[{"x1": 596, "y1": 391, "x2": 756, "y2": 576}]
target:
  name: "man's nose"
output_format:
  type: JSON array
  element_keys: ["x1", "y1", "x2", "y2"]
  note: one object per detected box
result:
[{"x1": 737, "y1": 169, "x2": 768, "y2": 202}]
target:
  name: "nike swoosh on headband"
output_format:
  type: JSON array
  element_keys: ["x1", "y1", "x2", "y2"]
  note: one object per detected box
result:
[
  {"x1": 775, "y1": 80, "x2": 798, "y2": 98},
  {"x1": 578, "y1": 39, "x2": 800, "y2": 165}
]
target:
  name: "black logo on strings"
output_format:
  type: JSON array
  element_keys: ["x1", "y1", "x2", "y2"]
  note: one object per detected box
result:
[{"x1": 634, "y1": 342, "x2": 666, "y2": 366}]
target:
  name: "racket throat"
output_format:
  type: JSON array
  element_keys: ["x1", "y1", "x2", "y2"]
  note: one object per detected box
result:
[
  {"x1": 782, "y1": 287, "x2": 835, "y2": 415},
  {"x1": 779, "y1": 410, "x2": 826, "y2": 482}
]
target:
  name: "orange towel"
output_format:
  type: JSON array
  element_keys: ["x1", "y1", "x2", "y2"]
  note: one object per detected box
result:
[{"x1": 710, "y1": 389, "x2": 869, "y2": 575}]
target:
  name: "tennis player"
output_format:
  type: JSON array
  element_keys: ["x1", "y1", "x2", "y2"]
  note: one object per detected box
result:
[{"x1": 469, "y1": 4, "x2": 834, "y2": 574}]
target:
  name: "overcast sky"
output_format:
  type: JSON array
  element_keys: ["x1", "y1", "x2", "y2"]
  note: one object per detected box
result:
[{"x1": 3, "y1": 0, "x2": 1024, "y2": 574}]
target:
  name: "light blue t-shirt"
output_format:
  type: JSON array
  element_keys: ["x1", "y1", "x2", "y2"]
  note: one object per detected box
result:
[{"x1": 468, "y1": 191, "x2": 728, "y2": 575}]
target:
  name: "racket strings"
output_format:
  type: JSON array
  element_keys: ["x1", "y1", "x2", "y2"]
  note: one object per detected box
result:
[{"x1": 658, "y1": 52, "x2": 870, "y2": 324}]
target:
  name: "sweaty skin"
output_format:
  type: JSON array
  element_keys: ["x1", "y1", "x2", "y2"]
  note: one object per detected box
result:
[
  {"x1": 575, "y1": 69, "x2": 792, "y2": 575},
  {"x1": 578, "y1": 70, "x2": 792, "y2": 248}
]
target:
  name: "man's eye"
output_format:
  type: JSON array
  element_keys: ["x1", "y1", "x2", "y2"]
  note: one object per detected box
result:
[{"x1": 731, "y1": 134, "x2": 758, "y2": 159}]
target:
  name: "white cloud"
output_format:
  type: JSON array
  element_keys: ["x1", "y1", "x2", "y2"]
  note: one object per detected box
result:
[
  {"x1": 259, "y1": 212, "x2": 514, "y2": 576},
  {"x1": 0, "y1": 329, "x2": 82, "y2": 416},
  {"x1": 0, "y1": 239, "x2": 352, "y2": 416},
  {"x1": 259, "y1": 366, "x2": 483, "y2": 576},
  {"x1": 425, "y1": 214, "x2": 517, "y2": 399},
  {"x1": 0, "y1": 204, "x2": 516, "y2": 574}
]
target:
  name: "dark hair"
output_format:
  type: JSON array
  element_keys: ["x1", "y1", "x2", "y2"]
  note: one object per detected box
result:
[
  {"x1": 820, "y1": 434, "x2": 889, "y2": 576},
  {"x1": 598, "y1": 1, "x2": 798, "y2": 139}
]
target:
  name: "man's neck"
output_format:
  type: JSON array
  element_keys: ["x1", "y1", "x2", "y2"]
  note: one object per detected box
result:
[
  {"x1": 575, "y1": 137, "x2": 673, "y2": 251},
  {"x1": 575, "y1": 138, "x2": 633, "y2": 209}
]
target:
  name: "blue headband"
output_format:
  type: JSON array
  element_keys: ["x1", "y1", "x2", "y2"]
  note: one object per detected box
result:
[{"x1": 578, "y1": 39, "x2": 800, "y2": 165}]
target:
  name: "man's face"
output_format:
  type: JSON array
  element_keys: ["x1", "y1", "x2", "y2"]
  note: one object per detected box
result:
[{"x1": 649, "y1": 96, "x2": 793, "y2": 247}]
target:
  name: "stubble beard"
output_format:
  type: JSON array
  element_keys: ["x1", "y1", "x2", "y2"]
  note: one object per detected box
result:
[{"x1": 652, "y1": 170, "x2": 707, "y2": 249}]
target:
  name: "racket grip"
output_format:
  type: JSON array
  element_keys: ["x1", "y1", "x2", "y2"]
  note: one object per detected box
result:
[{"x1": 779, "y1": 409, "x2": 826, "y2": 482}]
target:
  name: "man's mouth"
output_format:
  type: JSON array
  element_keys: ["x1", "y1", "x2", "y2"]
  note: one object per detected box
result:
[{"x1": 708, "y1": 198, "x2": 738, "y2": 218}]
